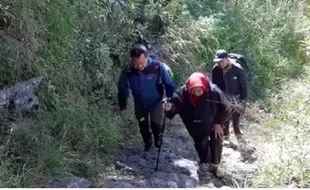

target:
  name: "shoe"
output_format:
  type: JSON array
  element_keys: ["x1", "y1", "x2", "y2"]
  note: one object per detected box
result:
[
  {"x1": 154, "y1": 135, "x2": 162, "y2": 149},
  {"x1": 199, "y1": 163, "x2": 217, "y2": 173},
  {"x1": 224, "y1": 131, "x2": 230, "y2": 140},
  {"x1": 144, "y1": 143, "x2": 152, "y2": 152},
  {"x1": 154, "y1": 141, "x2": 161, "y2": 149},
  {"x1": 212, "y1": 164, "x2": 225, "y2": 178},
  {"x1": 236, "y1": 134, "x2": 244, "y2": 142},
  {"x1": 198, "y1": 163, "x2": 213, "y2": 181},
  {"x1": 234, "y1": 127, "x2": 242, "y2": 136},
  {"x1": 224, "y1": 135, "x2": 230, "y2": 141},
  {"x1": 142, "y1": 144, "x2": 153, "y2": 159}
]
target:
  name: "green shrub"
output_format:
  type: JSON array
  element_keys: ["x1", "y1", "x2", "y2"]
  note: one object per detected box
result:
[
  {"x1": 185, "y1": 0, "x2": 309, "y2": 99},
  {"x1": 0, "y1": 0, "x2": 309, "y2": 187}
]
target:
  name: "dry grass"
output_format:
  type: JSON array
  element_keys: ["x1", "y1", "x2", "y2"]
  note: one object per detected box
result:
[{"x1": 243, "y1": 65, "x2": 310, "y2": 188}]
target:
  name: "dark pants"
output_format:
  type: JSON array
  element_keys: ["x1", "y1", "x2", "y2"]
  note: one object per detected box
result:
[
  {"x1": 193, "y1": 130, "x2": 223, "y2": 164},
  {"x1": 223, "y1": 112, "x2": 242, "y2": 137},
  {"x1": 135, "y1": 101, "x2": 164, "y2": 150}
]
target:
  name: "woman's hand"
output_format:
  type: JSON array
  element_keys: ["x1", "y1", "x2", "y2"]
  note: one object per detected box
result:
[
  {"x1": 163, "y1": 99, "x2": 173, "y2": 111},
  {"x1": 214, "y1": 124, "x2": 224, "y2": 139}
]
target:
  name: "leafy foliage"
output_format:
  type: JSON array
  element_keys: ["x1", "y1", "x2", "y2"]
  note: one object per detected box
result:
[{"x1": 0, "y1": 0, "x2": 309, "y2": 187}]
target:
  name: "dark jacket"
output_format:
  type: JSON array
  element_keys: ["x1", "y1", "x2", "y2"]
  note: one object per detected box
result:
[
  {"x1": 212, "y1": 61, "x2": 248, "y2": 102},
  {"x1": 118, "y1": 58, "x2": 177, "y2": 110},
  {"x1": 166, "y1": 80, "x2": 228, "y2": 138}
]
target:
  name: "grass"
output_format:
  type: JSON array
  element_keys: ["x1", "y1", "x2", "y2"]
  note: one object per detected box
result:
[
  {"x1": 0, "y1": 0, "x2": 310, "y2": 187},
  {"x1": 0, "y1": 0, "x2": 132, "y2": 186},
  {"x1": 184, "y1": 0, "x2": 310, "y2": 187},
  {"x1": 188, "y1": 0, "x2": 309, "y2": 99},
  {"x1": 244, "y1": 65, "x2": 310, "y2": 187}
]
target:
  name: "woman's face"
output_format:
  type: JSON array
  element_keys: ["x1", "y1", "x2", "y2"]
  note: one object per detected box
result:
[{"x1": 190, "y1": 86, "x2": 204, "y2": 97}]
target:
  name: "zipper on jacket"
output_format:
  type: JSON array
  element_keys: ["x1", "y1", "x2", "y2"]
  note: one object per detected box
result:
[
  {"x1": 138, "y1": 71, "x2": 146, "y2": 107},
  {"x1": 223, "y1": 70, "x2": 228, "y2": 94},
  {"x1": 223, "y1": 63, "x2": 232, "y2": 95}
]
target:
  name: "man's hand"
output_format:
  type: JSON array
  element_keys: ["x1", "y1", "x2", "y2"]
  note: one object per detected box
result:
[{"x1": 214, "y1": 124, "x2": 224, "y2": 139}]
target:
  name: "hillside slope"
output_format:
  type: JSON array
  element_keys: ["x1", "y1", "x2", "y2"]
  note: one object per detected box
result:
[{"x1": 0, "y1": 0, "x2": 309, "y2": 187}]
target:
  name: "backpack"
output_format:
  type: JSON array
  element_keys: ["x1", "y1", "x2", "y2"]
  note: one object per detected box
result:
[
  {"x1": 162, "y1": 62, "x2": 173, "y2": 78},
  {"x1": 228, "y1": 53, "x2": 249, "y2": 71},
  {"x1": 143, "y1": 41, "x2": 173, "y2": 78},
  {"x1": 152, "y1": 60, "x2": 174, "y2": 97},
  {"x1": 228, "y1": 53, "x2": 251, "y2": 79}
]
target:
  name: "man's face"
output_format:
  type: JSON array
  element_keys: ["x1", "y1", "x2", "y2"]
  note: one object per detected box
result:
[
  {"x1": 132, "y1": 54, "x2": 147, "y2": 71},
  {"x1": 190, "y1": 86, "x2": 204, "y2": 97},
  {"x1": 218, "y1": 58, "x2": 229, "y2": 69}
]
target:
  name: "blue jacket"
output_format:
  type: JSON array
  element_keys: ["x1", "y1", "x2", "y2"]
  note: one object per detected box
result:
[{"x1": 118, "y1": 58, "x2": 177, "y2": 110}]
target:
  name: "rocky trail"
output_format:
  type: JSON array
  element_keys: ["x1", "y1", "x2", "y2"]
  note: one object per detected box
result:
[{"x1": 101, "y1": 116, "x2": 259, "y2": 188}]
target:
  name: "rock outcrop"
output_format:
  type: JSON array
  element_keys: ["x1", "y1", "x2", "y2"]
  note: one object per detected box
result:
[{"x1": 0, "y1": 76, "x2": 43, "y2": 116}]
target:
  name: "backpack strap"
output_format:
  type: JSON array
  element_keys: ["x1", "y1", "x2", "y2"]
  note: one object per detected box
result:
[
  {"x1": 151, "y1": 60, "x2": 165, "y2": 97},
  {"x1": 228, "y1": 53, "x2": 249, "y2": 69},
  {"x1": 152, "y1": 60, "x2": 162, "y2": 84},
  {"x1": 125, "y1": 60, "x2": 161, "y2": 77}
]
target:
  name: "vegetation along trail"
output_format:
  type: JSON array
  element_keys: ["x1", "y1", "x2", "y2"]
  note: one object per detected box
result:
[{"x1": 0, "y1": 0, "x2": 309, "y2": 188}]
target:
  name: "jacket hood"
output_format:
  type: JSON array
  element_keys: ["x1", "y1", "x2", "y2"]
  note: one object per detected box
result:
[{"x1": 186, "y1": 72, "x2": 209, "y2": 92}]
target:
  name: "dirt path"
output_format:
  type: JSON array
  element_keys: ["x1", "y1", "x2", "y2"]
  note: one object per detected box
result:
[{"x1": 100, "y1": 114, "x2": 259, "y2": 188}]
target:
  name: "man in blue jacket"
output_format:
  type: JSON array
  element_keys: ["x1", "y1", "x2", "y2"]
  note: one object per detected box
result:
[{"x1": 118, "y1": 44, "x2": 177, "y2": 152}]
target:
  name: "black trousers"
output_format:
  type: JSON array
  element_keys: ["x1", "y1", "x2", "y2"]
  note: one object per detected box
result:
[
  {"x1": 223, "y1": 112, "x2": 242, "y2": 136},
  {"x1": 193, "y1": 130, "x2": 223, "y2": 164},
  {"x1": 135, "y1": 101, "x2": 164, "y2": 149}
]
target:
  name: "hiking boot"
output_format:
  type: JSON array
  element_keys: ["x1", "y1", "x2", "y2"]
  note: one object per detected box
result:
[
  {"x1": 144, "y1": 142, "x2": 152, "y2": 152},
  {"x1": 212, "y1": 164, "x2": 225, "y2": 178},
  {"x1": 233, "y1": 126, "x2": 242, "y2": 136},
  {"x1": 154, "y1": 140, "x2": 161, "y2": 149},
  {"x1": 223, "y1": 123, "x2": 230, "y2": 137},
  {"x1": 142, "y1": 144, "x2": 153, "y2": 159},
  {"x1": 154, "y1": 135, "x2": 162, "y2": 149},
  {"x1": 224, "y1": 135, "x2": 230, "y2": 141},
  {"x1": 198, "y1": 163, "x2": 213, "y2": 181},
  {"x1": 199, "y1": 163, "x2": 217, "y2": 173},
  {"x1": 223, "y1": 128, "x2": 230, "y2": 140},
  {"x1": 199, "y1": 163, "x2": 212, "y2": 171},
  {"x1": 236, "y1": 134, "x2": 245, "y2": 142}
]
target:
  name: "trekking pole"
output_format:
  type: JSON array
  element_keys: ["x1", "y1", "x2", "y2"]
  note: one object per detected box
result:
[
  {"x1": 155, "y1": 110, "x2": 167, "y2": 172},
  {"x1": 155, "y1": 98, "x2": 170, "y2": 172}
]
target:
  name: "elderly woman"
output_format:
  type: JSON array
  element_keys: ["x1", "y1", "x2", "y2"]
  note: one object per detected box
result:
[{"x1": 163, "y1": 72, "x2": 228, "y2": 177}]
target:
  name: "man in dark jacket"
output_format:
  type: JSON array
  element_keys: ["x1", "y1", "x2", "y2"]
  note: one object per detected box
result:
[
  {"x1": 118, "y1": 44, "x2": 177, "y2": 152},
  {"x1": 163, "y1": 72, "x2": 228, "y2": 177},
  {"x1": 211, "y1": 50, "x2": 248, "y2": 138}
]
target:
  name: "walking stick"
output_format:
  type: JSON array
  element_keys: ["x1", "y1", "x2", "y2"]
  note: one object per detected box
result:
[{"x1": 155, "y1": 110, "x2": 167, "y2": 172}]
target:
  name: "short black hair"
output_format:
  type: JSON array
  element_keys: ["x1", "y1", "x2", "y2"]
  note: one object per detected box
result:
[{"x1": 130, "y1": 44, "x2": 148, "y2": 58}]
